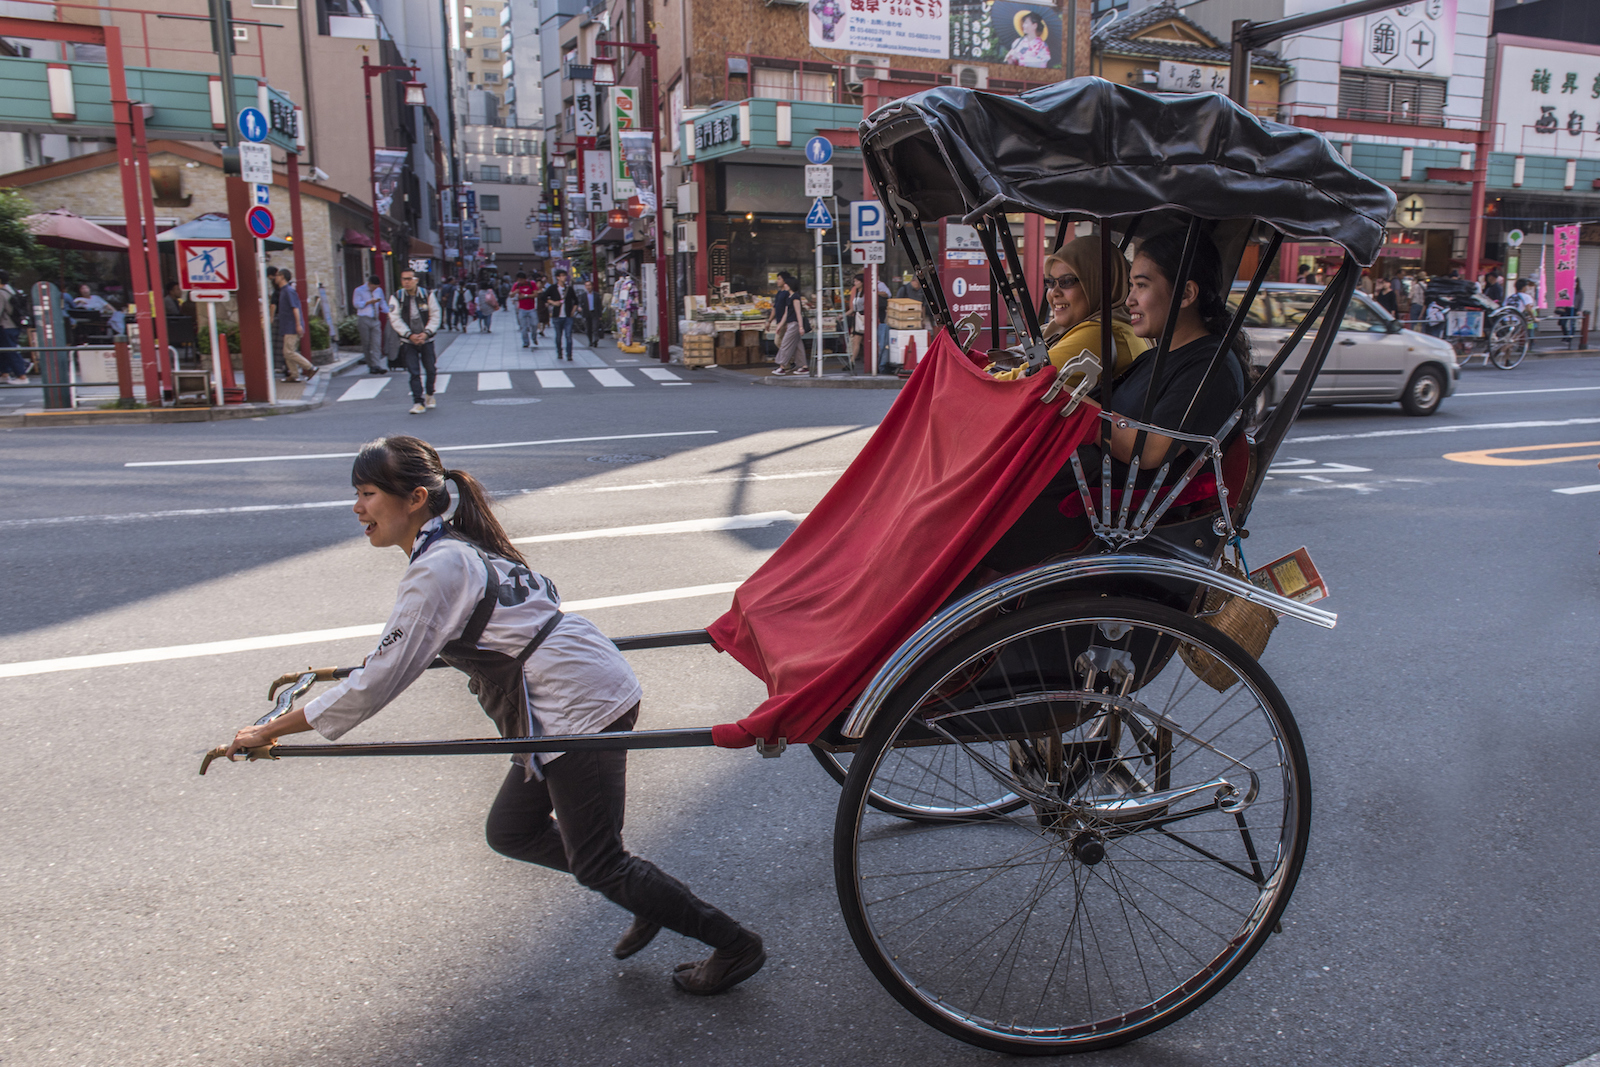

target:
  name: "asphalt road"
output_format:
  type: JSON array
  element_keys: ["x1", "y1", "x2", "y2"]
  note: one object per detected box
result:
[{"x1": 2, "y1": 341, "x2": 1598, "y2": 1067}]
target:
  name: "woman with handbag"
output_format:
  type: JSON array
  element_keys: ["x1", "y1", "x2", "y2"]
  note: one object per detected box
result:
[
  {"x1": 767, "y1": 272, "x2": 808, "y2": 376},
  {"x1": 220, "y1": 436, "x2": 768, "y2": 995}
]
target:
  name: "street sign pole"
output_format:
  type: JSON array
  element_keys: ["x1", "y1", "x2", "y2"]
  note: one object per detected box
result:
[
  {"x1": 866, "y1": 261, "x2": 876, "y2": 377},
  {"x1": 814, "y1": 227, "x2": 823, "y2": 379},
  {"x1": 207, "y1": 300, "x2": 222, "y2": 404},
  {"x1": 257, "y1": 237, "x2": 274, "y2": 403}
]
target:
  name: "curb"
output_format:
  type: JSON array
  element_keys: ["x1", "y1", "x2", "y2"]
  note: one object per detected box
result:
[{"x1": 0, "y1": 350, "x2": 368, "y2": 428}]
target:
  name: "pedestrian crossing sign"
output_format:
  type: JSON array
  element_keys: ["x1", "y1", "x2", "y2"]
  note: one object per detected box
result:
[
  {"x1": 175, "y1": 239, "x2": 237, "y2": 290},
  {"x1": 805, "y1": 198, "x2": 834, "y2": 230}
]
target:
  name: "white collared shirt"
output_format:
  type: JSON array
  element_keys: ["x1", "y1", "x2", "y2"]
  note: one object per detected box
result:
[{"x1": 304, "y1": 518, "x2": 641, "y2": 765}]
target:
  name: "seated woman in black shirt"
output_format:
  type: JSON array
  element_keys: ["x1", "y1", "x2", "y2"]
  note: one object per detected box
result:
[{"x1": 982, "y1": 229, "x2": 1247, "y2": 573}]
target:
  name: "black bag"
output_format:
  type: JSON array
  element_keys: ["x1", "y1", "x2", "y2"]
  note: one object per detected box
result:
[{"x1": 6, "y1": 288, "x2": 29, "y2": 329}]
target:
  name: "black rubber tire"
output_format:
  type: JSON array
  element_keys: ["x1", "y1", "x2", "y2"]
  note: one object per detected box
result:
[
  {"x1": 1487, "y1": 313, "x2": 1529, "y2": 369},
  {"x1": 1400, "y1": 365, "x2": 1445, "y2": 416},
  {"x1": 834, "y1": 596, "x2": 1311, "y2": 1055}
]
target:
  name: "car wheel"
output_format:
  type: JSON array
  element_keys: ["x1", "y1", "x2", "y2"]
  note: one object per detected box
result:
[{"x1": 1401, "y1": 366, "x2": 1444, "y2": 416}]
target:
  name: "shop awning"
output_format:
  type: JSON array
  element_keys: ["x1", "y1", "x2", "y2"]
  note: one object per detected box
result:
[
  {"x1": 594, "y1": 225, "x2": 627, "y2": 245},
  {"x1": 342, "y1": 228, "x2": 392, "y2": 252}
]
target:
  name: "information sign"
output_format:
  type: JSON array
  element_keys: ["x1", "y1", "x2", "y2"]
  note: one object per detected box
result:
[
  {"x1": 850, "y1": 243, "x2": 886, "y2": 265},
  {"x1": 238, "y1": 142, "x2": 272, "y2": 185},
  {"x1": 246, "y1": 206, "x2": 275, "y2": 239},
  {"x1": 190, "y1": 289, "x2": 230, "y2": 302},
  {"x1": 176, "y1": 238, "x2": 237, "y2": 290},
  {"x1": 804, "y1": 164, "x2": 833, "y2": 198},
  {"x1": 254, "y1": 183, "x2": 271, "y2": 206}
]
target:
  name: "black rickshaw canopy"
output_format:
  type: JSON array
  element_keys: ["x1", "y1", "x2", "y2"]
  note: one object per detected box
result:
[{"x1": 859, "y1": 78, "x2": 1396, "y2": 267}]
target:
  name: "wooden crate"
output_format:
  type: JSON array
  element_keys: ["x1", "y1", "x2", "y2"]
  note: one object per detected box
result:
[
  {"x1": 715, "y1": 345, "x2": 749, "y2": 366},
  {"x1": 738, "y1": 329, "x2": 764, "y2": 347},
  {"x1": 682, "y1": 353, "x2": 715, "y2": 368}
]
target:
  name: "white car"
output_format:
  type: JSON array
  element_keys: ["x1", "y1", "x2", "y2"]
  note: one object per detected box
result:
[{"x1": 1230, "y1": 283, "x2": 1460, "y2": 416}]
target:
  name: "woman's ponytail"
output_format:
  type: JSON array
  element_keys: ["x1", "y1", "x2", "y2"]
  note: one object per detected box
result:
[{"x1": 444, "y1": 468, "x2": 528, "y2": 566}]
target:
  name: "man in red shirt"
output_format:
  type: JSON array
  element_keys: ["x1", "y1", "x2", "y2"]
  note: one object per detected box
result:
[{"x1": 511, "y1": 271, "x2": 541, "y2": 348}]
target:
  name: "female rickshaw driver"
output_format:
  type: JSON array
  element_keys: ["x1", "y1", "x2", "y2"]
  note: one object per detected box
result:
[
  {"x1": 222, "y1": 435, "x2": 767, "y2": 996},
  {"x1": 981, "y1": 228, "x2": 1248, "y2": 573}
]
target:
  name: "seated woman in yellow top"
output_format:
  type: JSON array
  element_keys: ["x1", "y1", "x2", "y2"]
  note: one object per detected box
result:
[{"x1": 989, "y1": 234, "x2": 1146, "y2": 385}]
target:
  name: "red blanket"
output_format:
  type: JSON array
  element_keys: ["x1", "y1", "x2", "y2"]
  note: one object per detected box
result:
[{"x1": 707, "y1": 331, "x2": 1101, "y2": 749}]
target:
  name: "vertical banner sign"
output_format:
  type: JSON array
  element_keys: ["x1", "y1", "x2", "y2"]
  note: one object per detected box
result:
[
  {"x1": 585, "y1": 151, "x2": 613, "y2": 212},
  {"x1": 618, "y1": 132, "x2": 656, "y2": 213},
  {"x1": 940, "y1": 219, "x2": 992, "y2": 335},
  {"x1": 574, "y1": 80, "x2": 597, "y2": 138},
  {"x1": 1553, "y1": 225, "x2": 1580, "y2": 307},
  {"x1": 610, "y1": 86, "x2": 638, "y2": 200}
]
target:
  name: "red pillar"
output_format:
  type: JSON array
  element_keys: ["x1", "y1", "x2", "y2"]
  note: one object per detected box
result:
[
  {"x1": 1463, "y1": 126, "x2": 1491, "y2": 284},
  {"x1": 227, "y1": 175, "x2": 270, "y2": 401},
  {"x1": 130, "y1": 104, "x2": 171, "y2": 397},
  {"x1": 287, "y1": 151, "x2": 310, "y2": 361},
  {"x1": 1023, "y1": 213, "x2": 1044, "y2": 307},
  {"x1": 103, "y1": 28, "x2": 160, "y2": 405}
]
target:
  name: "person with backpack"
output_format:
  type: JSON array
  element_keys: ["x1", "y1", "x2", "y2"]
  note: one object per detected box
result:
[
  {"x1": 0, "y1": 270, "x2": 29, "y2": 384},
  {"x1": 219, "y1": 436, "x2": 767, "y2": 996},
  {"x1": 388, "y1": 268, "x2": 442, "y2": 414}
]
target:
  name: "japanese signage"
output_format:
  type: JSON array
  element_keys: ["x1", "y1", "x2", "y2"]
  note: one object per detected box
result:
[
  {"x1": 1495, "y1": 44, "x2": 1600, "y2": 158},
  {"x1": 265, "y1": 86, "x2": 299, "y2": 149},
  {"x1": 809, "y1": 0, "x2": 949, "y2": 61},
  {"x1": 941, "y1": 220, "x2": 991, "y2": 335},
  {"x1": 611, "y1": 87, "x2": 638, "y2": 200},
  {"x1": 574, "y1": 80, "x2": 597, "y2": 138},
  {"x1": 618, "y1": 130, "x2": 656, "y2": 213},
  {"x1": 238, "y1": 142, "x2": 272, "y2": 186},
  {"x1": 1157, "y1": 62, "x2": 1229, "y2": 94},
  {"x1": 1341, "y1": 0, "x2": 1456, "y2": 81},
  {"x1": 584, "y1": 151, "x2": 613, "y2": 212},
  {"x1": 694, "y1": 111, "x2": 739, "y2": 152},
  {"x1": 1554, "y1": 225, "x2": 1580, "y2": 307},
  {"x1": 950, "y1": 1, "x2": 1060, "y2": 70},
  {"x1": 176, "y1": 239, "x2": 237, "y2": 290}
]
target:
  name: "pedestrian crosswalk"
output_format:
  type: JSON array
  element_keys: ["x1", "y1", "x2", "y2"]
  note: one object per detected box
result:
[{"x1": 336, "y1": 366, "x2": 687, "y2": 402}]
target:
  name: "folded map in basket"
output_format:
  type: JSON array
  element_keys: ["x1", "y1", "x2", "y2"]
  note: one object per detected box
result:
[{"x1": 1249, "y1": 547, "x2": 1329, "y2": 605}]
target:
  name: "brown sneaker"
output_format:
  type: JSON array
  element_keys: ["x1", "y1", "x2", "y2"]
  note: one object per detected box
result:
[
  {"x1": 672, "y1": 932, "x2": 765, "y2": 995},
  {"x1": 613, "y1": 916, "x2": 662, "y2": 960}
]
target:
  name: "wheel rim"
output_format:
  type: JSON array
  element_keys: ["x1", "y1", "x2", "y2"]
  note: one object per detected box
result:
[
  {"x1": 841, "y1": 604, "x2": 1308, "y2": 1051},
  {"x1": 814, "y1": 741, "x2": 1027, "y2": 820},
  {"x1": 1411, "y1": 374, "x2": 1440, "y2": 408}
]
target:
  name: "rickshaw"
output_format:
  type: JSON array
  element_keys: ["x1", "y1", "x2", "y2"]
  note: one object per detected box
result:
[{"x1": 202, "y1": 79, "x2": 1394, "y2": 1055}]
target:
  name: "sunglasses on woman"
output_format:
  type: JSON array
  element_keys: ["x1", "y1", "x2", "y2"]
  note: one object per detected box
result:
[{"x1": 1043, "y1": 273, "x2": 1080, "y2": 291}]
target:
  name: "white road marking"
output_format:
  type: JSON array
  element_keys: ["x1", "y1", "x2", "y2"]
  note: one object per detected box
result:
[
  {"x1": 660, "y1": 381, "x2": 693, "y2": 386},
  {"x1": 1554, "y1": 484, "x2": 1600, "y2": 495},
  {"x1": 432, "y1": 374, "x2": 451, "y2": 394},
  {"x1": 0, "y1": 499, "x2": 353, "y2": 530},
  {"x1": 0, "y1": 583, "x2": 742, "y2": 680},
  {"x1": 640, "y1": 368, "x2": 682, "y2": 382},
  {"x1": 1458, "y1": 385, "x2": 1600, "y2": 398},
  {"x1": 478, "y1": 371, "x2": 513, "y2": 391},
  {"x1": 590, "y1": 368, "x2": 634, "y2": 388},
  {"x1": 336, "y1": 377, "x2": 390, "y2": 402},
  {"x1": 536, "y1": 370, "x2": 574, "y2": 388},
  {"x1": 512, "y1": 511, "x2": 807, "y2": 544},
  {"x1": 124, "y1": 430, "x2": 719, "y2": 467},
  {"x1": 1268, "y1": 459, "x2": 1373, "y2": 475},
  {"x1": 1289, "y1": 417, "x2": 1600, "y2": 445}
]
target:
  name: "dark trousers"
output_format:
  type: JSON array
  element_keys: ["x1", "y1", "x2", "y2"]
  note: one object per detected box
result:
[
  {"x1": 552, "y1": 315, "x2": 573, "y2": 359},
  {"x1": 0, "y1": 327, "x2": 24, "y2": 376},
  {"x1": 484, "y1": 705, "x2": 744, "y2": 951},
  {"x1": 401, "y1": 340, "x2": 437, "y2": 402}
]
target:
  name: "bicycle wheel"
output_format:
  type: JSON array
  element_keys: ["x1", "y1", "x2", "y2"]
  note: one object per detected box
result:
[
  {"x1": 1488, "y1": 313, "x2": 1529, "y2": 369},
  {"x1": 812, "y1": 732, "x2": 1027, "y2": 821},
  {"x1": 835, "y1": 596, "x2": 1311, "y2": 1055}
]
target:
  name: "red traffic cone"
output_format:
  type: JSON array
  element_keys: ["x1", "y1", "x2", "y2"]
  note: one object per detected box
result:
[{"x1": 897, "y1": 335, "x2": 918, "y2": 378}]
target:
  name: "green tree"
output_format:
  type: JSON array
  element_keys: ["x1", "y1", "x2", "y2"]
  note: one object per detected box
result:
[{"x1": 0, "y1": 188, "x2": 44, "y2": 277}]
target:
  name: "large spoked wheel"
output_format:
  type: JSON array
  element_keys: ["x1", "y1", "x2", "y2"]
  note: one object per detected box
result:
[
  {"x1": 835, "y1": 596, "x2": 1311, "y2": 1055},
  {"x1": 1487, "y1": 312, "x2": 1530, "y2": 369}
]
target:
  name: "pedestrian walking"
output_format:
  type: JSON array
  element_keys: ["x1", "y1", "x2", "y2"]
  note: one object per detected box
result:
[
  {"x1": 265, "y1": 266, "x2": 285, "y2": 378},
  {"x1": 1559, "y1": 277, "x2": 1583, "y2": 346},
  {"x1": 544, "y1": 269, "x2": 578, "y2": 361},
  {"x1": 512, "y1": 272, "x2": 540, "y2": 348},
  {"x1": 583, "y1": 278, "x2": 601, "y2": 347},
  {"x1": 437, "y1": 278, "x2": 458, "y2": 333},
  {"x1": 353, "y1": 274, "x2": 388, "y2": 375},
  {"x1": 389, "y1": 268, "x2": 441, "y2": 414},
  {"x1": 219, "y1": 435, "x2": 768, "y2": 995},
  {"x1": 0, "y1": 270, "x2": 30, "y2": 384},
  {"x1": 875, "y1": 274, "x2": 890, "y2": 373},
  {"x1": 477, "y1": 285, "x2": 497, "y2": 332},
  {"x1": 766, "y1": 272, "x2": 808, "y2": 376},
  {"x1": 452, "y1": 283, "x2": 470, "y2": 331},
  {"x1": 274, "y1": 269, "x2": 315, "y2": 383}
]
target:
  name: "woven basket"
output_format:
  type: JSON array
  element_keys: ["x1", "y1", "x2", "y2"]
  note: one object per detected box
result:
[{"x1": 1180, "y1": 564, "x2": 1279, "y2": 692}]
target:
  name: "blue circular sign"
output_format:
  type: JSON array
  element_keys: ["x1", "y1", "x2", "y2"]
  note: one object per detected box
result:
[
  {"x1": 246, "y1": 206, "x2": 275, "y2": 239},
  {"x1": 805, "y1": 136, "x2": 833, "y2": 165},
  {"x1": 238, "y1": 107, "x2": 268, "y2": 143}
]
